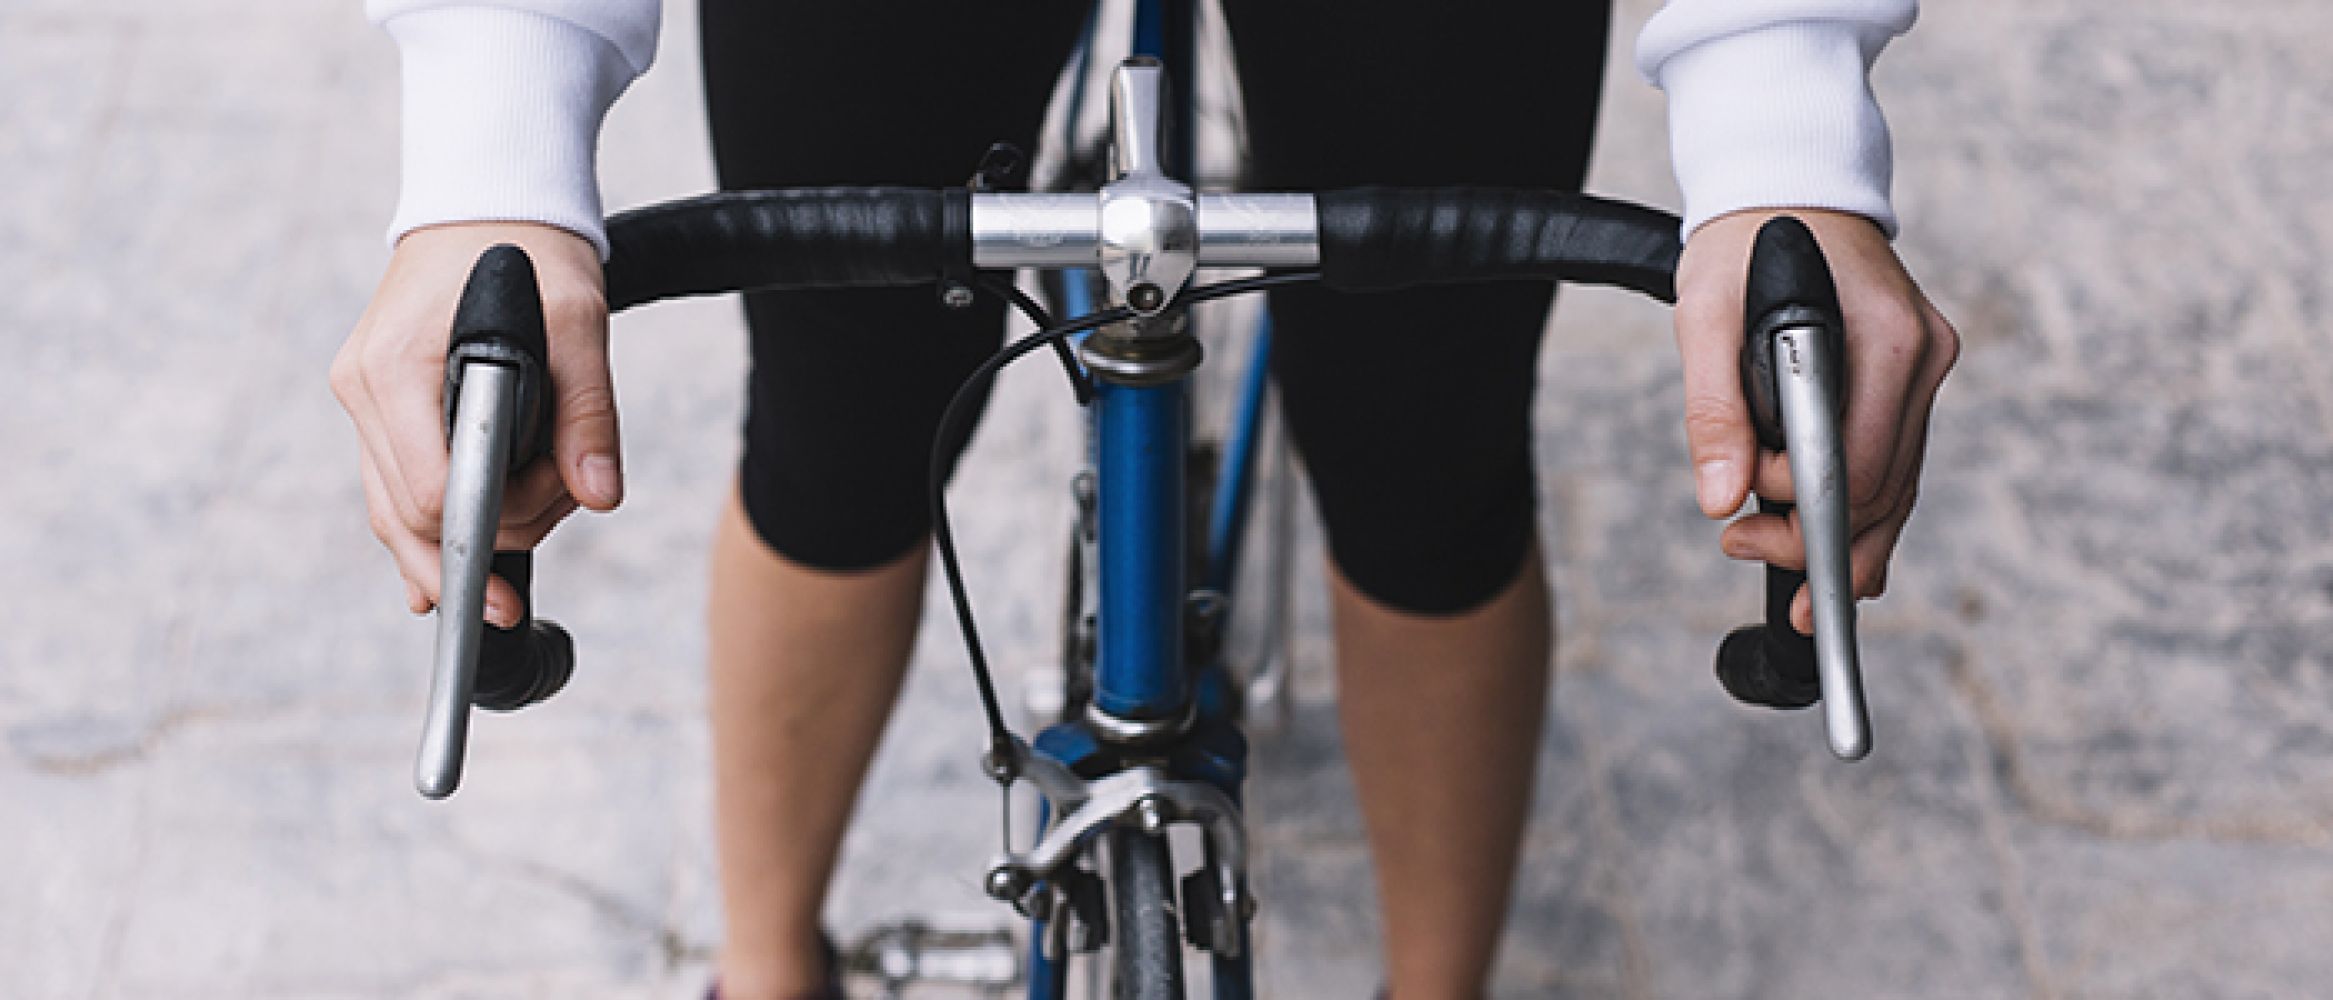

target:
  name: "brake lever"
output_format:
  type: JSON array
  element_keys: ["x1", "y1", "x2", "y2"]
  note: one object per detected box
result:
[
  {"x1": 1713, "y1": 216, "x2": 1872, "y2": 761},
  {"x1": 415, "y1": 245, "x2": 575, "y2": 798}
]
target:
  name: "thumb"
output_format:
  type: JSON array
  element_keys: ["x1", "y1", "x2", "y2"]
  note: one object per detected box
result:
[
  {"x1": 546, "y1": 297, "x2": 623, "y2": 512},
  {"x1": 1674, "y1": 211, "x2": 1777, "y2": 519},
  {"x1": 1675, "y1": 291, "x2": 1756, "y2": 519}
]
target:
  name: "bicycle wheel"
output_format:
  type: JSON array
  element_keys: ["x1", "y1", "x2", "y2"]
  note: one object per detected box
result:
[{"x1": 1102, "y1": 827, "x2": 1186, "y2": 1000}]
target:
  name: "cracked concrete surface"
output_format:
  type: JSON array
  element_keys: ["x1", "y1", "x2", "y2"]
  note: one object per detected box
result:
[{"x1": 3, "y1": 0, "x2": 2332, "y2": 997}]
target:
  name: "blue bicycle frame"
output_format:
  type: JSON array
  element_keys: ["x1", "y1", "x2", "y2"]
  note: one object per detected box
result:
[{"x1": 1024, "y1": 0, "x2": 1272, "y2": 996}]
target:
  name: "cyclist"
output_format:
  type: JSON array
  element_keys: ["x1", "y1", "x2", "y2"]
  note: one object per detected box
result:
[{"x1": 333, "y1": 1, "x2": 1959, "y2": 998}]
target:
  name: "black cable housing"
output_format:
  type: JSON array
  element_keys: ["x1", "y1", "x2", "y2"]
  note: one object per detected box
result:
[{"x1": 929, "y1": 273, "x2": 1318, "y2": 769}]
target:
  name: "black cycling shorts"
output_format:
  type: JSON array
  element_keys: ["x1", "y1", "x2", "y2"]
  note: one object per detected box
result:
[{"x1": 701, "y1": 0, "x2": 1610, "y2": 615}]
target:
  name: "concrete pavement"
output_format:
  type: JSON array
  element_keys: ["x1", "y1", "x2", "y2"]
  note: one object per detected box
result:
[{"x1": 1, "y1": 1, "x2": 2330, "y2": 996}]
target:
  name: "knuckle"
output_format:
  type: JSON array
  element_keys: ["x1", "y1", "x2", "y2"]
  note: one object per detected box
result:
[
  {"x1": 1862, "y1": 298, "x2": 1924, "y2": 341},
  {"x1": 412, "y1": 480, "x2": 446, "y2": 523},
  {"x1": 1850, "y1": 467, "x2": 1892, "y2": 507},
  {"x1": 356, "y1": 343, "x2": 409, "y2": 387},
  {"x1": 327, "y1": 356, "x2": 363, "y2": 406},
  {"x1": 1929, "y1": 313, "x2": 1964, "y2": 369},
  {"x1": 1855, "y1": 304, "x2": 1928, "y2": 367},
  {"x1": 542, "y1": 288, "x2": 608, "y2": 333},
  {"x1": 498, "y1": 517, "x2": 562, "y2": 551},
  {"x1": 505, "y1": 494, "x2": 570, "y2": 531},
  {"x1": 558, "y1": 380, "x2": 620, "y2": 430},
  {"x1": 1680, "y1": 394, "x2": 1744, "y2": 443}
]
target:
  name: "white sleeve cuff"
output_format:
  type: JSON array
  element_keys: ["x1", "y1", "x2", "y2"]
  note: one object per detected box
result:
[
  {"x1": 379, "y1": 6, "x2": 640, "y2": 257},
  {"x1": 1638, "y1": 9, "x2": 1911, "y2": 238}
]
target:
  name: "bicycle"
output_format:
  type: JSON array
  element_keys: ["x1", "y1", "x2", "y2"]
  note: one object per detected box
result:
[{"x1": 405, "y1": 3, "x2": 1874, "y2": 995}]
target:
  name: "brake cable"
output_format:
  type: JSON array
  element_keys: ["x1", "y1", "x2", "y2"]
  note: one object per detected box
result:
[{"x1": 927, "y1": 272, "x2": 1319, "y2": 783}]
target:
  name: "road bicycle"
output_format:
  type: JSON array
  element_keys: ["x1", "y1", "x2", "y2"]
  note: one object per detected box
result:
[{"x1": 402, "y1": 2, "x2": 1874, "y2": 995}]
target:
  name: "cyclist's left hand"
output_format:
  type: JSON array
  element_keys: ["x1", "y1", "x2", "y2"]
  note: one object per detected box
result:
[{"x1": 1672, "y1": 208, "x2": 1960, "y2": 634}]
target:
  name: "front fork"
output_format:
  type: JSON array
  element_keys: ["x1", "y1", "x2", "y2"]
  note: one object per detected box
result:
[{"x1": 994, "y1": 712, "x2": 1255, "y2": 995}]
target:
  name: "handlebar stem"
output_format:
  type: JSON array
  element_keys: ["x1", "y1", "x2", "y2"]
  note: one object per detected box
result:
[{"x1": 1098, "y1": 59, "x2": 1198, "y2": 318}]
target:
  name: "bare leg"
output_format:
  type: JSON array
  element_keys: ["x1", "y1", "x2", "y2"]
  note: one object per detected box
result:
[
  {"x1": 707, "y1": 487, "x2": 928, "y2": 999},
  {"x1": 1334, "y1": 541, "x2": 1552, "y2": 1000}
]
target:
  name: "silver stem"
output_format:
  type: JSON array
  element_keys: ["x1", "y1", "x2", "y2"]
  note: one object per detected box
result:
[
  {"x1": 1108, "y1": 60, "x2": 1167, "y2": 180},
  {"x1": 1098, "y1": 60, "x2": 1197, "y2": 317},
  {"x1": 416, "y1": 363, "x2": 519, "y2": 798},
  {"x1": 1772, "y1": 326, "x2": 1871, "y2": 760}
]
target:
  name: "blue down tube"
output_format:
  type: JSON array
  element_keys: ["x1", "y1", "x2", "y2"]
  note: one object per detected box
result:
[
  {"x1": 1092, "y1": 377, "x2": 1188, "y2": 720},
  {"x1": 1204, "y1": 315, "x2": 1273, "y2": 596}
]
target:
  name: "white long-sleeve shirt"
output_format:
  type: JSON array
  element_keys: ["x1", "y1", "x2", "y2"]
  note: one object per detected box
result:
[{"x1": 367, "y1": 0, "x2": 1916, "y2": 255}]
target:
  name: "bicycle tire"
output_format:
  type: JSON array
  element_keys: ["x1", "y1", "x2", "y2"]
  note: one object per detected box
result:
[{"x1": 1103, "y1": 827, "x2": 1187, "y2": 1000}]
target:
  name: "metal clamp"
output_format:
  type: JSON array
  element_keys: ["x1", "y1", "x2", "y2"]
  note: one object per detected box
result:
[{"x1": 1097, "y1": 58, "x2": 1197, "y2": 319}]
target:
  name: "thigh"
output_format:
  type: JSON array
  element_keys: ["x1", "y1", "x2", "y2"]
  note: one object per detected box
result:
[
  {"x1": 1221, "y1": 0, "x2": 1610, "y2": 190},
  {"x1": 701, "y1": 0, "x2": 1093, "y2": 188},
  {"x1": 1220, "y1": 0, "x2": 1613, "y2": 613},
  {"x1": 698, "y1": 0, "x2": 1089, "y2": 569}
]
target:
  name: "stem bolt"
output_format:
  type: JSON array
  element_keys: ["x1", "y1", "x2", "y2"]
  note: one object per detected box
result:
[
  {"x1": 1127, "y1": 282, "x2": 1166, "y2": 313},
  {"x1": 1135, "y1": 795, "x2": 1169, "y2": 834}
]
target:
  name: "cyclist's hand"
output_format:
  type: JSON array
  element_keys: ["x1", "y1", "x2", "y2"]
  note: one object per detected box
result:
[
  {"x1": 1674, "y1": 208, "x2": 1959, "y2": 633},
  {"x1": 329, "y1": 222, "x2": 620, "y2": 628}
]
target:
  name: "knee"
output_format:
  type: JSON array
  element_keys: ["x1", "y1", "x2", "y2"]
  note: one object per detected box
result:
[{"x1": 1314, "y1": 471, "x2": 1539, "y2": 615}]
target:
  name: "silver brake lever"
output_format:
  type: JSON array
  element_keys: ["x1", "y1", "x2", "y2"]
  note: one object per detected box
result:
[
  {"x1": 415, "y1": 362, "x2": 519, "y2": 798},
  {"x1": 1770, "y1": 326, "x2": 1870, "y2": 760}
]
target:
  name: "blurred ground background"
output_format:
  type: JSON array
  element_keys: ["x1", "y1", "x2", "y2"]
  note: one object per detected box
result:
[{"x1": 4, "y1": 0, "x2": 2333, "y2": 997}]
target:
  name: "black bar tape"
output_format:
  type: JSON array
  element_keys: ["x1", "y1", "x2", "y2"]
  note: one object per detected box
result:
[
  {"x1": 604, "y1": 187, "x2": 956, "y2": 312},
  {"x1": 1315, "y1": 187, "x2": 1681, "y2": 302}
]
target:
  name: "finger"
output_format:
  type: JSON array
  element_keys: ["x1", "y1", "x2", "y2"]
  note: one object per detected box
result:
[
  {"x1": 1849, "y1": 304, "x2": 1956, "y2": 536},
  {"x1": 1760, "y1": 396, "x2": 1916, "y2": 537},
  {"x1": 1850, "y1": 407, "x2": 1929, "y2": 537},
  {"x1": 482, "y1": 574, "x2": 525, "y2": 630},
  {"x1": 1748, "y1": 449, "x2": 1795, "y2": 504},
  {"x1": 543, "y1": 294, "x2": 624, "y2": 512},
  {"x1": 494, "y1": 495, "x2": 579, "y2": 552},
  {"x1": 1780, "y1": 490, "x2": 1918, "y2": 635},
  {"x1": 361, "y1": 452, "x2": 443, "y2": 608},
  {"x1": 1827, "y1": 241, "x2": 1931, "y2": 510},
  {"x1": 1755, "y1": 301, "x2": 1953, "y2": 524},
  {"x1": 355, "y1": 328, "x2": 455, "y2": 539},
  {"x1": 337, "y1": 351, "x2": 439, "y2": 545},
  {"x1": 1848, "y1": 499, "x2": 1914, "y2": 602},
  {"x1": 365, "y1": 445, "x2": 527, "y2": 629},
  {"x1": 500, "y1": 458, "x2": 573, "y2": 531},
  {"x1": 1720, "y1": 511, "x2": 1801, "y2": 570}
]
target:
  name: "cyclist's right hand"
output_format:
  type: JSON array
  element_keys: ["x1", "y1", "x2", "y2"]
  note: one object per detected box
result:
[{"x1": 329, "y1": 222, "x2": 621, "y2": 629}]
